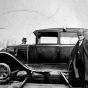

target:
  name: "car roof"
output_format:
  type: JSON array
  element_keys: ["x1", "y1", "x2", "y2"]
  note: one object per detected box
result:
[{"x1": 33, "y1": 28, "x2": 88, "y2": 35}]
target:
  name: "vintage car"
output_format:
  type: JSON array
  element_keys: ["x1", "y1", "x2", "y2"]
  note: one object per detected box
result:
[{"x1": 0, "y1": 28, "x2": 87, "y2": 86}]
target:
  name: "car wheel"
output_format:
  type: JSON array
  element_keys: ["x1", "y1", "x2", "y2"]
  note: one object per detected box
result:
[{"x1": 0, "y1": 63, "x2": 11, "y2": 83}]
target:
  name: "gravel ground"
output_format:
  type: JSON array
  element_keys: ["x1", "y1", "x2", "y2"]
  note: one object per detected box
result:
[
  {"x1": 0, "y1": 82, "x2": 69, "y2": 88},
  {"x1": 0, "y1": 84, "x2": 11, "y2": 88},
  {"x1": 0, "y1": 71, "x2": 86, "y2": 88},
  {"x1": 0, "y1": 82, "x2": 88, "y2": 88}
]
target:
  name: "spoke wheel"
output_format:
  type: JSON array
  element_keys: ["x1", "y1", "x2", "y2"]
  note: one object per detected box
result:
[{"x1": 0, "y1": 63, "x2": 11, "y2": 83}]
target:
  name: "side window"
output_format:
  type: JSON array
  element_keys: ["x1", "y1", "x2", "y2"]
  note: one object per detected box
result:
[
  {"x1": 41, "y1": 37, "x2": 57, "y2": 44},
  {"x1": 60, "y1": 32, "x2": 78, "y2": 44},
  {"x1": 38, "y1": 32, "x2": 58, "y2": 44}
]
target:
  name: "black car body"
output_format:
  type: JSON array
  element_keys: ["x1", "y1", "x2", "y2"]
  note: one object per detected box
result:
[{"x1": 0, "y1": 28, "x2": 87, "y2": 84}]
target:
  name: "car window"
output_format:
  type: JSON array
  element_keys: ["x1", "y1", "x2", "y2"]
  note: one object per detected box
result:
[
  {"x1": 38, "y1": 32, "x2": 58, "y2": 44},
  {"x1": 60, "y1": 32, "x2": 78, "y2": 44},
  {"x1": 41, "y1": 37, "x2": 57, "y2": 44}
]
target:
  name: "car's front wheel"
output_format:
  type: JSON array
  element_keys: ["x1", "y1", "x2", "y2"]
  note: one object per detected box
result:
[{"x1": 0, "y1": 63, "x2": 11, "y2": 83}]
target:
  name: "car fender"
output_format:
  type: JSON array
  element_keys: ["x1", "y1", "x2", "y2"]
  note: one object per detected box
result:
[{"x1": 0, "y1": 51, "x2": 31, "y2": 72}]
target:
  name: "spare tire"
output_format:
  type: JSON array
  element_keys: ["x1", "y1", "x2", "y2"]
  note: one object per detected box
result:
[{"x1": 0, "y1": 63, "x2": 11, "y2": 83}]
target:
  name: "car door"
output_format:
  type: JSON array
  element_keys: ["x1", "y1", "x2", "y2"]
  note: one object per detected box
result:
[{"x1": 59, "y1": 31, "x2": 78, "y2": 63}]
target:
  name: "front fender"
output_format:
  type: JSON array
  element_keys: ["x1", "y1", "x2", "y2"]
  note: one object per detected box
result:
[{"x1": 0, "y1": 51, "x2": 30, "y2": 71}]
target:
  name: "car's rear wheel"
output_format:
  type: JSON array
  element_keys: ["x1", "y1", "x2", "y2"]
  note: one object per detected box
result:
[{"x1": 0, "y1": 63, "x2": 11, "y2": 83}]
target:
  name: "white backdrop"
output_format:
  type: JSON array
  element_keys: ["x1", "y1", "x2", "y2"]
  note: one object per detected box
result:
[{"x1": 0, "y1": 0, "x2": 88, "y2": 48}]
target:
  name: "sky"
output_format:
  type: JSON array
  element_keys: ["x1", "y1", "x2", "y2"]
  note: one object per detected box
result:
[{"x1": 0, "y1": 0, "x2": 88, "y2": 47}]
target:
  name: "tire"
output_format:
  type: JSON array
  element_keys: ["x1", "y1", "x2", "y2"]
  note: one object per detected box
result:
[{"x1": 0, "y1": 63, "x2": 11, "y2": 83}]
